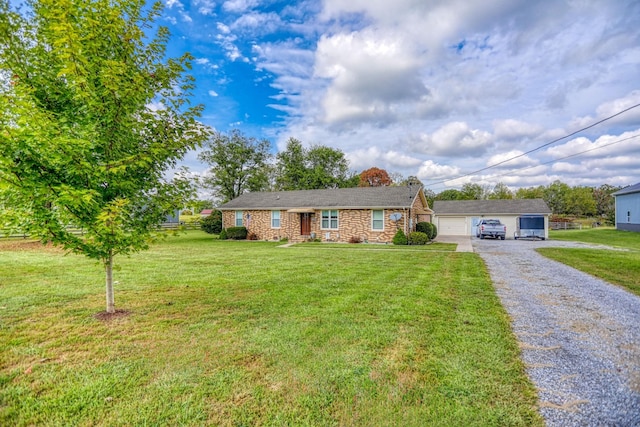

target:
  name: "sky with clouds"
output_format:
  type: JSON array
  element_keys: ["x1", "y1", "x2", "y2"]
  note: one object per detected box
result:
[{"x1": 162, "y1": 0, "x2": 640, "y2": 193}]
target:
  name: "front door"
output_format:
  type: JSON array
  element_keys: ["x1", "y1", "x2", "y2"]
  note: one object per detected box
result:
[{"x1": 300, "y1": 213, "x2": 311, "y2": 236}]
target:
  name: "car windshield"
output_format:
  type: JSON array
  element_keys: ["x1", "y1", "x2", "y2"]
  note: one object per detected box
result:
[{"x1": 486, "y1": 220, "x2": 500, "y2": 225}]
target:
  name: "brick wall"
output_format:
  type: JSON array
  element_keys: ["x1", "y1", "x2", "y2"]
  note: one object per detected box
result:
[{"x1": 220, "y1": 194, "x2": 433, "y2": 243}]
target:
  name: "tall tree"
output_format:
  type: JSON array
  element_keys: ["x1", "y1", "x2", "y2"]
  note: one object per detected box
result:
[
  {"x1": 566, "y1": 186, "x2": 596, "y2": 217},
  {"x1": 0, "y1": 0, "x2": 208, "y2": 313},
  {"x1": 275, "y1": 138, "x2": 307, "y2": 191},
  {"x1": 543, "y1": 180, "x2": 571, "y2": 214},
  {"x1": 593, "y1": 184, "x2": 620, "y2": 224},
  {"x1": 489, "y1": 182, "x2": 514, "y2": 199},
  {"x1": 306, "y1": 145, "x2": 354, "y2": 189},
  {"x1": 460, "y1": 183, "x2": 488, "y2": 200},
  {"x1": 198, "y1": 129, "x2": 272, "y2": 202},
  {"x1": 515, "y1": 186, "x2": 545, "y2": 199},
  {"x1": 359, "y1": 167, "x2": 392, "y2": 187},
  {"x1": 274, "y1": 140, "x2": 356, "y2": 190},
  {"x1": 436, "y1": 189, "x2": 464, "y2": 200}
]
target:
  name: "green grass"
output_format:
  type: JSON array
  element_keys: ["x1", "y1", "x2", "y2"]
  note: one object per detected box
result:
[
  {"x1": 539, "y1": 228, "x2": 640, "y2": 296},
  {"x1": 549, "y1": 227, "x2": 640, "y2": 250},
  {"x1": 0, "y1": 232, "x2": 542, "y2": 426}
]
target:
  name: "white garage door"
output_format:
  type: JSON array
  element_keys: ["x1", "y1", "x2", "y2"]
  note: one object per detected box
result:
[{"x1": 438, "y1": 217, "x2": 467, "y2": 235}]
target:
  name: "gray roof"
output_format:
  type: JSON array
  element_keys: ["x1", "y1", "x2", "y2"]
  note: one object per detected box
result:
[
  {"x1": 433, "y1": 199, "x2": 551, "y2": 215},
  {"x1": 218, "y1": 186, "x2": 425, "y2": 210},
  {"x1": 612, "y1": 182, "x2": 640, "y2": 196}
]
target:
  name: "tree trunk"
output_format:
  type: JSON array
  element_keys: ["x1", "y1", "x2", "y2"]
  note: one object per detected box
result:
[{"x1": 105, "y1": 252, "x2": 115, "y2": 313}]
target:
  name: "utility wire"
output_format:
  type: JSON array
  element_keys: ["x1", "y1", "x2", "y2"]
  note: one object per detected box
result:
[
  {"x1": 424, "y1": 102, "x2": 640, "y2": 187},
  {"x1": 427, "y1": 133, "x2": 640, "y2": 193}
]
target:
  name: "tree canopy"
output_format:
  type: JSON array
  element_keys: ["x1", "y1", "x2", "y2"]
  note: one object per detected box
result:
[
  {"x1": 198, "y1": 129, "x2": 272, "y2": 203},
  {"x1": 0, "y1": 0, "x2": 208, "y2": 313},
  {"x1": 274, "y1": 138, "x2": 357, "y2": 190},
  {"x1": 359, "y1": 167, "x2": 392, "y2": 187}
]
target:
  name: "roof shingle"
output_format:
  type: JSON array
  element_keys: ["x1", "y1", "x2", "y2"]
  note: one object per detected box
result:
[
  {"x1": 433, "y1": 199, "x2": 551, "y2": 215},
  {"x1": 218, "y1": 186, "x2": 424, "y2": 210}
]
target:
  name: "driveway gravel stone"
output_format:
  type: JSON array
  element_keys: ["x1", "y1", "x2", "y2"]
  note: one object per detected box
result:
[{"x1": 472, "y1": 238, "x2": 640, "y2": 427}]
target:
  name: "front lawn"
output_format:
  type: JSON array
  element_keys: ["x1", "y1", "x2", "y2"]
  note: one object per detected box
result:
[
  {"x1": 539, "y1": 228, "x2": 640, "y2": 296},
  {"x1": 0, "y1": 232, "x2": 542, "y2": 426}
]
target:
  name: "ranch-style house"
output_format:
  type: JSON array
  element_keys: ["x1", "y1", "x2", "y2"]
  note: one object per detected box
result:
[{"x1": 217, "y1": 186, "x2": 433, "y2": 243}]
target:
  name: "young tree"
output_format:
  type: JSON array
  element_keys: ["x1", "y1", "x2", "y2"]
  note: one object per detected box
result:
[
  {"x1": 198, "y1": 129, "x2": 273, "y2": 202},
  {"x1": 358, "y1": 167, "x2": 392, "y2": 187},
  {"x1": 0, "y1": 0, "x2": 209, "y2": 313}
]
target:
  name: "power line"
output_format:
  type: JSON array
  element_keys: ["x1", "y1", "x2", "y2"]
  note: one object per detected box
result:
[
  {"x1": 427, "y1": 133, "x2": 640, "y2": 193},
  {"x1": 424, "y1": 102, "x2": 640, "y2": 187}
]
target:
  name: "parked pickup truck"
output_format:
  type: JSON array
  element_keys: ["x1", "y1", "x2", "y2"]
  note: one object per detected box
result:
[{"x1": 476, "y1": 219, "x2": 506, "y2": 240}]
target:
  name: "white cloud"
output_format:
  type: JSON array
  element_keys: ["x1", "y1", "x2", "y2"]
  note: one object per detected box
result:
[
  {"x1": 416, "y1": 160, "x2": 461, "y2": 182},
  {"x1": 208, "y1": 90, "x2": 219, "y2": 97},
  {"x1": 486, "y1": 150, "x2": 538, "y2": 169},
  {"x1": 408, "y1": 122, "x2": 492, "y2": 157},
  {"x1": 194, "y1": 0, "x2": 215, "y2": 15},
  {"x1": 492, "y1": 119, "x2": 544, "y2": 141},
  {"x1": 223, "y1": 0, "x2": 258, "y2": 13}
]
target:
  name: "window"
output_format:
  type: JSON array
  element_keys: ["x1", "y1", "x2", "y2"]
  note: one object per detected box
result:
[
  {"x1": 235, "y1": 211, "x2": 243, "y2": 227},
  {"x1": 372, "y1": 210, "x2": 384, "y2": 230},
  {"x1": 271, "y1": 210, "x2": 281, "y2": 228},
  {"x1": 321, "y1": 210, "x2": 339, "y2": 229},
  {"x1": 628, "y1": 211, "x2": 631, "y2": 223}
]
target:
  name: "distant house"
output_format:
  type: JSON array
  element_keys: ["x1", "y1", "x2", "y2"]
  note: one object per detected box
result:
[
  {"x1": 199, "y1": 209, "x2": 213, "y2": 217},
  {"x1": 612, "y1": 183, "x2": 640, "y2": 232},
  {"x1": 432, "y1": 199, "x2": 551, "y2": 239},
  {"x1": 217, "y1": 186, "x2": 432, "y2": 243}
]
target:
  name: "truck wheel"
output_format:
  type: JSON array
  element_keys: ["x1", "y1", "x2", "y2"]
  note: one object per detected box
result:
[
  {"x1": 500, "y1": 236, "x2": 505, "y2": 240},
  {"x1": 480, "y1": 234, "x2": 484, "y2": 239}
]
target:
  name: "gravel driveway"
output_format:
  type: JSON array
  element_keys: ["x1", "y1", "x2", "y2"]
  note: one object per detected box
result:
[{"x1": 472, "y1": 238, "x2": 640, "y2": 426}]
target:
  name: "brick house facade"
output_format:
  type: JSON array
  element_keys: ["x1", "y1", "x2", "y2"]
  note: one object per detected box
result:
[{"x1": 218, "y1": 186, "x2": 432, "y2": 243}]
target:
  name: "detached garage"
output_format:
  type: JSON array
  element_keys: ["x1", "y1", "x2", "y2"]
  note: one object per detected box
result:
[{"x1": 432, "y1": 199, "x2": 552, "y2": 239}]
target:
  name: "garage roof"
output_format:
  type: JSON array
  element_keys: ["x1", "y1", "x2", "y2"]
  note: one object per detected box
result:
[{"x1": 433, "y1": 199, "x2": 551, "y2": 215}]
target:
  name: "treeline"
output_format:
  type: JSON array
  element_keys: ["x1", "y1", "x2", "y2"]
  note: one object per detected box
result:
[
  {"x1": 197, "y1": 130, "x2": 414, "y2": 203},
  {"x1": 197, "y1": 130, "x2": 621, "y2": 222},
  {"x1": 429, "y1": 181, "x2": 621, "y2": 222}
]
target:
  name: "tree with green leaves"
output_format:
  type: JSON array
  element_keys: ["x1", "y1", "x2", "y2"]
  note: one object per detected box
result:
[
  {"x1": 275, "y1": 137, "x2": 307, "y2": 191},
  {"x1": 274, "y1": 139, "x2": 356, "y2": 190},
  {"x1": 435, "y1": 189, "x2": 463, "y2": 200},
  {"x1": 460, "y1": 183, "x2": 488, "y2": 200},
  {"x1": 198, "y1": 129, "x2": 272, "y2": 202},
  {"x1": 543, "y1": 180, "x2": 571, "y2": 214},
  {"x1": 0, "y1": 0, "x2": 208, "y2": 313},
  {"x1": 489, "y1": 182, "x2": 514, "y2": 200}
]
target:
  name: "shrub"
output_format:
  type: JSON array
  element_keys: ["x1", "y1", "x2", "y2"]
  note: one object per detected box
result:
[
  {"x1": 407, "y1": 231, "x2": 429, "y2": 245},
  {"x1": 181, "y1": 209, "x2": 193, "y2": 216},
  {"x1": 218, "y1": 229, "x2": 227, "y2": 240},
  {"x1": 247, "y1": 232, "x2": 258, "y2": 240},
  {"x1": 226, "y1": 226, "x2": 248, "y2": 240},
  {"x1": 416, "y1": 222, "x2": 430, "y2": 234},
  {"x1": 349, "y1": 236, "x2": 363, "y2": 244},
  {"x1": 430, "y1": 223, "x2": 438, "y2": 240},
  {"x1": 200, "y1": 211, "x2": 222, "y2": 234},
  {"x1": 392, "y1": 229, "x2": 407, "y2": 245}
]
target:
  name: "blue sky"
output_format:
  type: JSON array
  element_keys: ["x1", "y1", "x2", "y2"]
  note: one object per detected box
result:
[{"x1": 161, "y1": 0, "x2": 640, "y2": 193}]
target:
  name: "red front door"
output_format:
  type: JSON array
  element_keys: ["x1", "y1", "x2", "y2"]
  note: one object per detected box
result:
[{"x1": 300, "y1": 213, "x2": 311, "y2": 236}]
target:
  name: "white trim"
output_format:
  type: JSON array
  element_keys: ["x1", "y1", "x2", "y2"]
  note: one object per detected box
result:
[
  {"x1": 271, "y1": 210, "x2": 281, "y2": 228},
  {"x1": 321, "y1": 209, "x2": 339, "y2": 230},
  {"x1": 372, "y1": 209, "x2": 384, "y2": 231}
]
